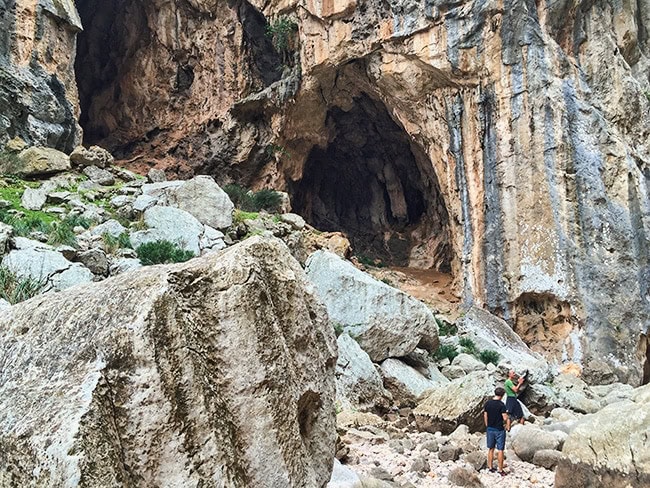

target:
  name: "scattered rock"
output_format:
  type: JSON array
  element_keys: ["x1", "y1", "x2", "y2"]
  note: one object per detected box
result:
[
  {"x1": 0, "y1": 298, "x2": 10, "y2": 309},
  {"x1": 511, "y1": 424, "x2": 564, "y2": 462},
  {"x1": 0, "y1": 237, "x2": 337, "y2": 487},
  {"x1": 336, "y1": 333, "x2": 391, "y2": 411},
  {"x1": 410, "y1": 456, "x2": 430, "y2": 473},
  {"x1": 77, "y1": 248, "x2": 109, "y2": 276},
  {"x1": 147, "y1": 167, "x2": 166, "y2": 182},
  {"x1": 463, "y1": 451, "x2": 487, "y2": 472},
  {"x1": 6, "y1": 147, "x2": 71, "y2": 176},
  {"x1": 130, "y1": 205, "x2": 204, "y2": 254},
  {"x1": 380, "y1": 358, "x2": 448, "y2": 404},
  {"x1": 281, "y1": 213, "x2": 306, "y2": 230},
  {"x1": 448, "y1": 466, "x2": 484, "y2": 487},
  {"x1": 90, "y1": 219, "x2": 127, "y2": 238},
  {"x1": 532, "y1": 449, "x2": 565, "y2": 469},
  {"x1": 109, "y1": 257, "x2": 142, "y2": 275},
  {"x1": 438, "y1": 445, "x2": 462, "y2": 462},
  {"x1": 305, "y1": 250, "x2": 438, "y2": 362},
  {"x1": 70, "y1": 145, "x2": 114, "y2": 168},
  {"x1": 20, "y1": 188, "x2": 47, "y2": 210},
  {"x1": 451, "y1": 353, "x2": 486, "y2": 373},
  {"x1": 109, "y1": 195, "x2": 134, "y2": 208},
  {"x1": 132, "y1": 194, "x2": 158, "y2": 212},
  {"x1": 414, "y1": 371, "x2": 495, "y2": 434},
  {"x1": 164, "y1": 176, "x2": 234, "y2": 229},
  {"x1": 200, "y1": 225, "x2": 226, "y2": 253},
  {"x1": 0, "y1": 222, "x2": 13, "y2": 254},
  {"x1": 328, "y1": 459, "x2": 361, "y2": 488},
  {"x1": 552, "y1": 373, "x2": 602, "y2": 414},
  {"x1": 83, "y1": 165, "x2": 115, "y2": 186}
]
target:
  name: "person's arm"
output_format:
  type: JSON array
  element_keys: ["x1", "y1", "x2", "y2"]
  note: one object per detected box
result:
[
  {"x1": 484, "y1": 411, "x2": 489, "y2": 428},
  {"x1": 503, "y1": 412, "x2": 510, "y2": 431},
  {"x1": 512, "y1": 376, "x2": 525, "y2": 393}
]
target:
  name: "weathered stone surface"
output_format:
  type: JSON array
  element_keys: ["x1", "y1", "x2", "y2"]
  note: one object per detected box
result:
[
  {"x1": 109, "y1": 257, "x2": 143, "y2": 276},
  {"x1": 132, "y1": 194, "x2": 158, "y2": 212},
  {"x1": 20, "y1": 188, "x2": 47, "y2": 211},
  {"x1": 2, "y1": 147, "x2": 71, "y2": 176},
  {"x1": 77, "y1": 248, "x2": 109, "y2": 276},
  {"x1": 555, "y1": 384, "x2": 650, "y2": 488},
  {"x1": 533, "y1": 449, "x2": 566, "y2": 470},
  {"x1": 2, "y1": 240, "x2": 93, "y2": 291},
  {"x1": 90, "y1": 219, "x2": 127, "y2": 238},
  {"x1": 552, "y1": 374, "x2": 602, "y2": 414},
  {"x1": 458, "y1": 307, "x2": 551, "y2": 383},
  {"x1": 158, "y1": 176, "x2": 234, "y2": 229},
  {"x1": 130, "y1": 205, "x2": 203, "y2": 254},
  {"x1": 414, "y1": 371, "x2": 495, "y2": 434},
  {"x1": 380, "y1": 358, "x2": 448, "y2": 403},
  {"x1": 0, "y1": 298, "x2": 10, "y2": 310},
  {"x1": 70, "y1": 145, "x2": 114, "y2": 168},
  {"x1": 147, "y1": 168, "x2": 167, "y2": 182},
  {"x1": 0, "y1": 236, "x2": 337, "y2": 487},
  {"x1": 200, "y1": 225, "x2": 226, "y2": 253},
  {"x1": 83, "y1": 165, "x2": 115, "y2": 186},
  {"x1": 336, "y1": 333, "x2": 390, "y2": 411},
  {"x1": 281, "y1": 213, "x2": 306, "y2": 230},
  {"x1": 510, "y1": 424, "x2": 564, "y2": 463},
  {"x1": 450, "y1": 353, "x2": 486, "y2": 374},
  {"x1": 305, "y1": 250, "x2": 438, "y2": 362}
]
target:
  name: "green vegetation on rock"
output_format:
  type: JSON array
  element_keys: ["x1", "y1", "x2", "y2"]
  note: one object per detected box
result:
[
  {"x1": 224, "y1": 184, "x2": 283, "y2": 213},
  {"x1": 136, "y1": 240, "x2": 195, "y2": 265},
  {"x1": 0, "y1": 266, "x2": 44, "y2": 304},
  {"x1": 433, "y1": 343, "x2": 459, "y2": 362},
  {"x1": 478, "y1": 349, "x2": 500, "y2": 365}
]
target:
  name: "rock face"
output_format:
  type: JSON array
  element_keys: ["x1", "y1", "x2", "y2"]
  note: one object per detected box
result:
[
  {"x1": 2, "y1": 0, "x2": 650, "y2": 382},
  {"x1": 555, "y1": 383, "x2": 650, "y2": 488},
  {"x1": 0, "y1": 236, "x2": 337, "y2": 487},
  {"x1": 1, "y1": 147, "x2": 71, "y2": 176},
  {"x1": 305, "y1": 250, "x2": 438, "y2": 362}
]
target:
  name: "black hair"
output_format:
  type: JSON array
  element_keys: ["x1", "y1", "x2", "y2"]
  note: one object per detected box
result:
[{"x1": 495, "y1": 387, "x2": 506, "y2": 397}]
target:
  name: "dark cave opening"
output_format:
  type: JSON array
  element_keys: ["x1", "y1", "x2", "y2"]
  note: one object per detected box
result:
[
  {"x1": 292, "y1": 94, "x2": 451, "y2": 270},
  {"x1": 74, "y1": 0, "x2": 151, "y2": 147}
]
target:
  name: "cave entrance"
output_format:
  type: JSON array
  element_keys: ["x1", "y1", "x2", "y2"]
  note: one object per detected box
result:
[
  {"x1": 74, "y1": 0, "x2": 150, "y2": 148},
  {"x1": 292, "y1": 94, "x2": 451, "y2": 271}
]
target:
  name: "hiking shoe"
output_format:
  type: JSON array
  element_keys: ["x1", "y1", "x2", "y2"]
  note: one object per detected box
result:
[
  {"x1": 489, "y1": 468, "x2": 497, "y2": 473},
  {"x1": 499, "y1": 471, "x2": 508, "y2": 477}
]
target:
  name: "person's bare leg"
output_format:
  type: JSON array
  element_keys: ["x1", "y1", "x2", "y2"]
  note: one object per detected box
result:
[
  {"x1": 519, "y1": 417, "x2": 525, "y2": 425},
  {"x1": 487, "y1": 448, "x2": 494, "y2": 470},
  {"x1": 498, "y1": 450, "x2": 505, "y2": 472}
]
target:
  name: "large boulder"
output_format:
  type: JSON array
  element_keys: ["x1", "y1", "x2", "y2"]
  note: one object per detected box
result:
[
  {"x1": 335, "y1": 333, "x2": 391, "y2": 411},
  {"x1": 305, "y1": 250, "x2": 438, "y2": 362},
  {"x1": 164, "y1": 176, "x2": 234, "y2": 229},
  {"x1": 20, "y1": 188, "x2": 47, "y2": 210},
  {"x1": 413, "y1": 371, "x2": 495, "y2": 434},
  {"x1": 69, "y1": 145, "x2": 114, "y2": 168},
  {"x1": 458, "y1": 307, "x2": 552, "y2": 383},
  {"x1": 130, "y1": 205, "x2": 204, "y2": 254},
  {"x1": 552, "y1": 373, "x2": 602, "y2": 414},
  {"x1": 1, "y1": 147, "x2": 71, "y2": 176},
  {"x1": 380, "y1": 358, "x2": 449, "y2": 405},
  {"x1": 0, "y1": 236, "x2": 337, "y2": 487},
  {"x1": 510, "y1": 424, "x2": 564, "y2": 462},
  {"x1": 555, "y1": 384, "x2": 650, "y2": 488}
]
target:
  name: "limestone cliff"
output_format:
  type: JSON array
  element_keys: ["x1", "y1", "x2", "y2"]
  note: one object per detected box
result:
[{"x1": 1, "y1": 0, "x2": 650, "y2": 383}]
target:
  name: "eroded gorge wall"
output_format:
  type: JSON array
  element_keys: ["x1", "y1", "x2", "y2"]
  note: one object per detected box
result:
[{"x1": 1, "y1": 0, "x2": 650, "y2": 384}]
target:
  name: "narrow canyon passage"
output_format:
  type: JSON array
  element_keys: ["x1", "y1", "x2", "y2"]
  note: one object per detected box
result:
[{"x1": 291, "y1": 94, "x2": 452, "y2": 273}]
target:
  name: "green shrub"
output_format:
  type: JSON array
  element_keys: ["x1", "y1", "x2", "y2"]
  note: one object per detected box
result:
[
  {"x1": 0, "y1": 266, "x2": 44, "y2": 304},
  {"x1": 436, "y1": 317, "x2": 457, "y2": 336},
  {"x1": 0, "y1": 209, "x2": 52, "y2": 237},
  {"x1": 233, "y1": 209, "x2": 259, "y2": 225},
  {"x1": 62, "y1": 214, "x2": 92, "y2": 230},
  {"x1": 102, "y1": 232, "x2": 132, "y2": 254},
  {"x1": 252, "y1": 189, "x2": 282, "y2": 212},
  {"x1": 433, "y1": 344, "x2": 459, "y2": 362},
  {"x1": 48, "y1": 221, "x2": 77, "y2": 247},
  {"x1": 266, "y1": 17, "x2": 298, "y2": 55},
  {"x1": 225, "y1": 184, "x2": 283, "y2": 213},
  {"x1": 459, "y1": 337, "x2": 477, "y2": 354},
  {"x1": 478, "y1": 349, "x2": 501, "y2": 365},
  {"x1": 136, "y1": 240, "x2": 195, "y2": 265}
]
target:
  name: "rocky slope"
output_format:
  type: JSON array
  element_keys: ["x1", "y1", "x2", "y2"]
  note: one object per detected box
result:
[{"x1": 2, "y1": 0, "x2": 649, "y2": 383}]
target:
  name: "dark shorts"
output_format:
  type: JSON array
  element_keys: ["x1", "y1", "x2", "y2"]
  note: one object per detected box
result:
[
  {"x1": 505, "y1": 396, "x2": 523, "y2": 419},
  {"x1": 486, "y1": 427, "x2": 506, "y2": 450}
]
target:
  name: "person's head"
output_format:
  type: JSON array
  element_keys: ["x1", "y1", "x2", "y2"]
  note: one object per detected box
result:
[
  {"x1": 508, "y1": 370, "x2": 516, "y2": 379},
  {"x1": 494, "y1": 387, "x2": 506, "y2": 398}
]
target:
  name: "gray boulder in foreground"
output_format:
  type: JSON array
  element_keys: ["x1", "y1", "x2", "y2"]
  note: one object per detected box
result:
[
  {"x1": 0, "y1": 236, "x2": 337, "y2": 487},
  {"x1": 555, "y1": 383, "x2": 650, "y2": 488},
  {"x1": 305, "y1": 250, "x2": 438, "y2": 361}
]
